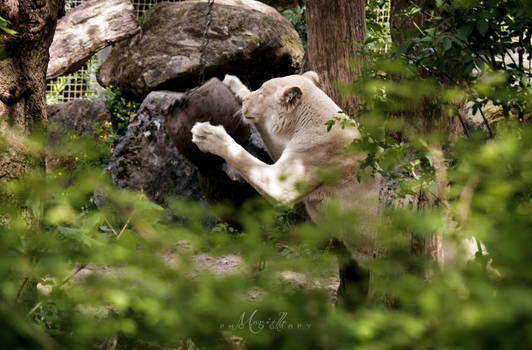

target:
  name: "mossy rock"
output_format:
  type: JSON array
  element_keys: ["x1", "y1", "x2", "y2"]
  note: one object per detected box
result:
[{"x1": 97, "y1": 0, "x2": 304, "y2": 101}]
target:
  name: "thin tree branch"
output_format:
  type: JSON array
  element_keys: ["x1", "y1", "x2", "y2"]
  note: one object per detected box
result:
[
  {"x1": 27, "y1": 302, "x2": 42, "y2": 317},
  {"x1": 478, "y1": 106, "x2": 494, "y2": 138},
  {"x1": 57, "y1": 263, "x2": 88, "y2": 289},
  {"x1": 15, "y1": 277, "x2": 29, "y2": 303},
  {"x1": 104, "y1": 216, "x2": 119, "y2": 237},
  {"x1": 116, "y1": 216, "x2": 131, "y2": 239}
]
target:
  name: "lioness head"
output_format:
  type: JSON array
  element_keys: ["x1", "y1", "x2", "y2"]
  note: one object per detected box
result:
[{"x1": 241, "y1": 71, "x2": 321, "y2": 136}]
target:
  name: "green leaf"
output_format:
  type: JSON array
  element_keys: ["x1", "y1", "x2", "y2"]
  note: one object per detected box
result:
[
  {"x1": 477, "y1": 21, "x2": 489, "y2": 37},
  {"x1": 458, "y1": 23, "x2": 474, "y2": 40},
  {"x1": 1, "y1": 27, "x2": 17, "y2": 35},
  {"x1": 325, "y1": 120, "x2": 335, "y2": 132},
  {"x1": 57, "y1": 226, "x2": 101, "y2": 248},
  {"x1": 0, "y1": 16, "x2": 17, "y2": 35},
  {"x1": 442, "y1": 37, "x2": 452, "y2": 52}
]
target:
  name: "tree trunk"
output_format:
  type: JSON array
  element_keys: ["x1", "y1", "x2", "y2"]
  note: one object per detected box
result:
[
  {"x1": 305, "y1": 0, "x2": 366, "y2": 109},
  {"x1": 0, "y1": 0, "x2": 65, "y2": 179},
  {"x1": 47, "y1": 0, "x2": 140, "y2": 80},
  {"x1": 305, "y1": 0, "x2": 371, "y2": 309},
  {"x1": 0, "y1": 0, "x2": 65, "y2": 312}
]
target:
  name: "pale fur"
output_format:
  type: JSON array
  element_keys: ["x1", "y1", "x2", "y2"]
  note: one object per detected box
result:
[
  {"x1": 193, "y1": 72, "x2": 379, "y2": 223},
  {"x1": 192, "y1": 73, "x2": 486, "y2": 266}
]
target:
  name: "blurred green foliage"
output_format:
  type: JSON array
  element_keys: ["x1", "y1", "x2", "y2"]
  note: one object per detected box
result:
[
  {"x1": 1, "y1": 0, "x2": 531, "y2": 349},
  {"x1": 391, "y1": 0, "x2": 531, "y2": 123},
  {"x1": 0, "y1": 129, "x2": 339, "y2": 349},
  {"x1": 2, "y1": 108, "x2": 531, "y2": 350}
]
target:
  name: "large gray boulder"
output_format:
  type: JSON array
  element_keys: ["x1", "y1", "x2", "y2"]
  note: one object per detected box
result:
[
  {"x1": 47, "y1": 99, "x2": 110, "y2": 140},
  {"x1": 108, "y1": 91, "x2": 203, "y2": 203},
  {"x1": 109, "y1": 79, "x2": 271, "y2": 207},
  {"x1": 97, "y1": 0, "x2": 304, "y2": 100},
  {"x1": 46, "y1": 99, "x2": 111, "y2": 174}
]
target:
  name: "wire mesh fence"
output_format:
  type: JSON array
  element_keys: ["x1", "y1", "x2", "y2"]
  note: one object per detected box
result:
[
  {"x1": 65, "y1": 0, "x2": 182, "y2": 17},
  {"x1": 380, "y1": 1, "x2": 392, "y2": 52},
  {"x1": 47, "y1": 0, "x2": 392, "y2": 104},
  {"x1": 46, "y1": 0, "x2": 97, "y2": 105},
  {"x1": 377, "y1": 1, "x2": 391, "y2": 24}
]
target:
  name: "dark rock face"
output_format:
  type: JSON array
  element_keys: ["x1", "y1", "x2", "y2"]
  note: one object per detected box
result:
[
  {"x1": 109, "y1": 78, "x2": 272, "y2": 206},
  {"x1": 97, "y1": 0, "x2": 304, "y2": 100},
  {"x1": 108, "y1": 91, "x2": 203, "y2": 203},
  {"x1": 166, "y1": 77, "x2": 272, "y2": 204},
  {"x1": 166, "y1": 77, "x2": 250, "y2": 171},
  {"x1": 47, "y1": 99, "x2": 110, "y2": 138}
]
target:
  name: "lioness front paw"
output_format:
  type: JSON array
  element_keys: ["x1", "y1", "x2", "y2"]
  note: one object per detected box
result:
[
  {"x1": 191, "y1": 122, "x2": 231, "y2": 155},
  {"x1": 222, "y1": 74, "x2": 241, "y2": 89},
  {"x1": 223, "y1": 74, "x2": 251, "y2": 101}
]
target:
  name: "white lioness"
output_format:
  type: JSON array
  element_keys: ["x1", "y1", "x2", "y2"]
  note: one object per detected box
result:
[
  {"x1": 191, "y1": 72, "x2": 379, "y2": 223},
  {"x1": 191, "y1": 72, "x2": 379, "y2": 307}
]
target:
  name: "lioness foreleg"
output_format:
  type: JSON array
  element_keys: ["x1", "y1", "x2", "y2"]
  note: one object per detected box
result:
[
  {"x1": 191, "y1": 122, "x2": 313, "y2": 206},
  {"x1": 223, "y1": 75, "x2": 251, "y2": 102}
]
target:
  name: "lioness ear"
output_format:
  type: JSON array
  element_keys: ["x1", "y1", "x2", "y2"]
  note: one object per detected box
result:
[
  {"x1": 302, "y1": 71, "x2": 320, "y2": 87},
  {"x1": 280, "y1": 86, "x2": 302, "y2": 107}
]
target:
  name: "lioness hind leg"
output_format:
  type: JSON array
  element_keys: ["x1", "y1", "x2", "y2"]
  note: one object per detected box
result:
[{"x1": 331, "y1": 238, "x2": 369, "y2": 310}]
